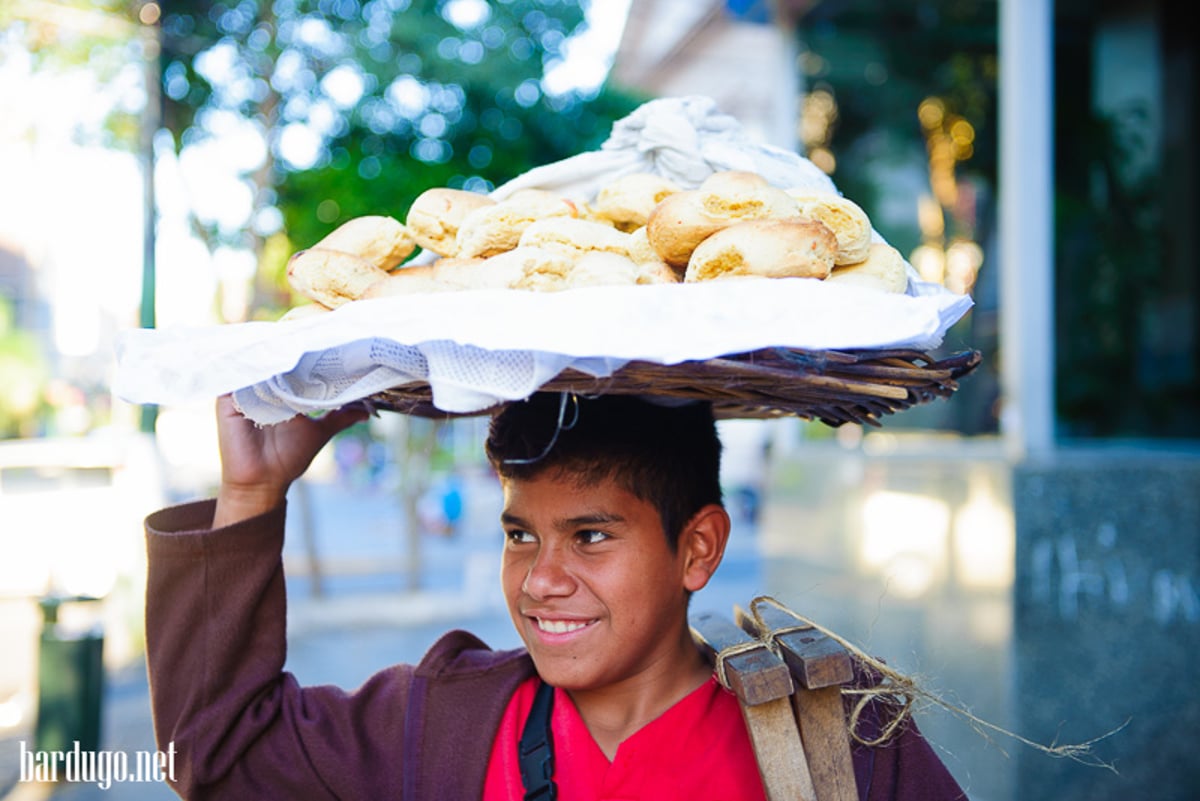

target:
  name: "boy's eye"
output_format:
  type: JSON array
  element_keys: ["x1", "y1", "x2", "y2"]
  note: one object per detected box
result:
[
  {"x1": 506, "y1": 529, "x2": 535, "y2": 545},
  {"x1": 577, "y1": 530, "x2": 609, "y2": 545}
]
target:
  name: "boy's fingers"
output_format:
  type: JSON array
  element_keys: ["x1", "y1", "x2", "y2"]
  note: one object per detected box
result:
[{"x1": 319, "y1": 402, "x2": 373, "y2": 434}]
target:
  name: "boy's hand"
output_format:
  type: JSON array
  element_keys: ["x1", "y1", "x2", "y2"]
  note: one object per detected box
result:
[{"x1": 213, "y1": 394, "x2": 370, "y2": 527}]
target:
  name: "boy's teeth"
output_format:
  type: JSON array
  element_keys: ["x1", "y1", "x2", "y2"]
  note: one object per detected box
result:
[{"x1": 538, "y1": 618, "x2": 587, "y2": 634}]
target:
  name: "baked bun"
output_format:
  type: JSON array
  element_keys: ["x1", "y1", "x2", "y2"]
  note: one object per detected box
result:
[
  {"x1": 626, "y1": 226, "x2": 682, "y2": 281},
  {"x1": 591, "y1": 172, "x2": 682, "y2": 231},
  {"x1": 635, "y1": 259, "x2": 682, "y2": 285},
  {"x1": 406, "y1": 188, "x2": 496, "y2": 256},
  {"x1": 517, "y1": 217, "x2": 631, "y2": 258},
  {"x1": 826, "y1": 243, "x2": 909, "y2": 293},
  {"x1": 684, "y1": 219, "x2": 837, "y2": 282},
  {"x1": 645, "y1": 191, "x2": 726, "y2": 267},
  {"x1": 460, "y1": 249, "x2": 552, "y2": 290},
  {"x1": 565, "y1": 252, "x2": 641, "y2": 289},
  {"x1": 456, "y1": 189, "x2": 578, "y2": 258},
  {"x1": 359, "y1": 265, "x2": 457, "y2": 299},
  {"x1": 287, "y1": 248, "x2": 391, "y2": 308},
  {"x1": 507, "y1": 246, "x2": 586, "y2": 292},
  {"x1": 647, "y1": 173, "x2": 802, "y2": 267},
  {"x1": 785, "y1": 191, "x2": 872, "y2": 265},
  {"x1": 311, "y1": 215, "x2": 416, "y2": 271},
  {"x1": 277, "y1": 303, "x2": 332, "y2": 321},
  {"x1": 699, "y1": 178, "x2": 798, "y2": 221}
]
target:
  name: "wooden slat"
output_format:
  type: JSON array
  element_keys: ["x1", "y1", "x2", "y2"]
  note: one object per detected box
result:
[
  {"x1": 690, "y1": 612, "x2": 793, "y2": 706},
  {"x1": 740, "y1": 697, "x2": 819, "y2": 801},
  {"x1": 788, "y1": 686, "x2": 858, "y2": 801},
  {"x1": 737, "y1": 604, "x2": 854, "y2": 690},
  {"x1": 691, "y1": 612, "x2": 816, "y2": 801},
  {"x1": 738, "y1": 605, "x2": 858, "y2": 801}
]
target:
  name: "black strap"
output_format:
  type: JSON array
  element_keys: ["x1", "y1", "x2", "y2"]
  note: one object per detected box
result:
[{"x1": 518, "y1": 680, "x2": 557, "y2": 801}]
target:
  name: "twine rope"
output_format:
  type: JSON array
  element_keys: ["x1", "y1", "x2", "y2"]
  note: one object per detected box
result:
[
  {"x1": 716, "y1": 596, "x2": 1124, "y2": 768},
  {"x1": 711, "y1": 639, "x2": 764, "y2": 690}
]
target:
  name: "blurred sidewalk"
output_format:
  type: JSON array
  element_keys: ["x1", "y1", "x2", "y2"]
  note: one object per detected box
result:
[{"x1": 0, "y1": 473, "x2": 765, "y2": 801}]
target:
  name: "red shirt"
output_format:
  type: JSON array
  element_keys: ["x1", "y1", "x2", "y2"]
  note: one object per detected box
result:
[{"x1": 483, "y1": 675, "x2": 767, "y2": 801}]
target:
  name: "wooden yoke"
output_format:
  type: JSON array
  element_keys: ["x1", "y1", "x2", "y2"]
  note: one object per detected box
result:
[
  {"x1": 690, "y1": 612, "x2": 817, "y2": 801},
  {"x1": 737, "y1": 603, "x2": 858, "y2": 801}
]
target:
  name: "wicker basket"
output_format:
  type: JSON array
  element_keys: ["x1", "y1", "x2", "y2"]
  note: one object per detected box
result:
[{"x1": 369, "y1": 347, "x2": 981, "y2": 426}]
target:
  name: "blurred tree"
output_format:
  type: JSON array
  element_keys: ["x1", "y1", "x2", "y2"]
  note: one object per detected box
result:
[
  {"x1": 0, "y1": 298, "x2": 49, "y2": 438},
  {"x1": 158, "y1": 0, "x2": 644, "y2": 319},
  {"x1": 0, "y1": 0, "x2": 147, "y2": 151},
  {"x1": 797, "y1": 0, "x2": 997, "y2": 256},
  {"x1": 794, "y1": 0, "x2": 1000, "y2": 434}
]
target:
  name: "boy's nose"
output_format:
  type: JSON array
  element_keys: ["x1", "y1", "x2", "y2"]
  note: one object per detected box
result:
[{"x1": 522, "y1": 546, "x2": 576, "y2": 599}]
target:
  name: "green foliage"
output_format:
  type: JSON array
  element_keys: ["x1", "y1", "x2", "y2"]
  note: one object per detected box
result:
[
  {"x1": 800, "y1": 0, "x2": 998, "y2": 249},
  {"x1": 158, "y1": 0, "x2": 642, "y2": 308},
  {"x1": 0, "y1": 298, "x2": 49, "y2": 438},
  {"x1": 0, "y1": 1, "x2": 147, "y2": 151}
]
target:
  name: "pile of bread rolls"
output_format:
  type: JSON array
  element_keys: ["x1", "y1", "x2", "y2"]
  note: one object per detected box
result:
[{"x1": 282, "y1": 169, "x2": 908, "y2": 318}]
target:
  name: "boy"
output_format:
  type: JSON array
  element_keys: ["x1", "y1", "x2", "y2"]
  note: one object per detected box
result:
[{"x1": 143, "y1": 392, "x2": 965, "y2": 799}]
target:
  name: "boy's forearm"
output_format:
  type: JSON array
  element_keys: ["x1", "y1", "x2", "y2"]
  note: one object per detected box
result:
[
  {"x1": 214, "y1": 482, "x2": 289, "y2": 528},
  {"x1": 144, "y1": 500, "x2": 295, "y2": 795}
]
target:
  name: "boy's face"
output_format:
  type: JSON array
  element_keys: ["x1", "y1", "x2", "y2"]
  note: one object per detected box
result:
[{"x1": 500, "y1": 469, "x2": 722, "y2": 693}]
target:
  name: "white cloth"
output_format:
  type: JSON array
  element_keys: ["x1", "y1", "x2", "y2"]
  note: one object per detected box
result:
[
  {"x1": 115, "y1": 279, "x2": 971, "y2": 424},
  {"x1": 112, "y1": 96, "x2": 974, "y2": 424},
  {"x1": 490, "y1": 95, "x2": 840, "y2": 202}
]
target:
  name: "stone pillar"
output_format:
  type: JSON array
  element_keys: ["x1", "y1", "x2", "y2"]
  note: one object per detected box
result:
[{"x1": 1013, "y1": 450, "x2": 1200, "y2": 799}]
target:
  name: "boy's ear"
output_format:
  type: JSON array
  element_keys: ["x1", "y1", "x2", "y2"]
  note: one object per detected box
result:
[{"x1": 680, "y1": 504, "x2": 731, "y2": 593}]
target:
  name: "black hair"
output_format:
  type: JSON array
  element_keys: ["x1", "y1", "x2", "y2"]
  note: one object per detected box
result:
[{"x1": 485, "y1": 393, "x2": 723, "y2": 549}]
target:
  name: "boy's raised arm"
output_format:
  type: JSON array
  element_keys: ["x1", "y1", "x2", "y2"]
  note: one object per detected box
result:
[{"x1": 212, "y1": 394, "x2": 369, "y2": 527}]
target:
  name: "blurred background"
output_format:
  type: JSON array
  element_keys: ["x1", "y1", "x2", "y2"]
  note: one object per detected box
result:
[{"x1": 0, "y1": 1, "x2": 1196, "y2": 799}]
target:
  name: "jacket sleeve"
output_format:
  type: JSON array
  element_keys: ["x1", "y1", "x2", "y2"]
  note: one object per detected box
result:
[
  {"x1": 144, "y1": 499, "x2": 415, "y2": 800},
  {"x1": 850, "y1": 694, "x2": 969, "y2": 801}
]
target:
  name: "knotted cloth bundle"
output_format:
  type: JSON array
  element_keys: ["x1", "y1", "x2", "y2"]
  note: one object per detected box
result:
[{"x1": 488, "y1": 96, "x2": 841, "y2": 207}]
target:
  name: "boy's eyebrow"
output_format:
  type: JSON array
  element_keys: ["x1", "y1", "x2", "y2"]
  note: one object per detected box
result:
[
  {"x1": 558, "y1": 512, "x2": 626, "y2": 529},
  {"x1": 499, "y1": 511, "x2": 627, "y2": 529}
]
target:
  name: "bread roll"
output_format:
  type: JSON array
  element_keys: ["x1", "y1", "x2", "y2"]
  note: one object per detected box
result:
[
  {"x1": 826, "y1": 243, "x2": 909, "y2": 293},
  {"x1": 626, "y1": 226, "x2": 683, "y2": 281},
  {"x1": 697, "y1": 170, "x2": 770, "y2": 195},
  {"x1": 359, "y1": 265, "x2": 457, "y2": 299},
  {"x1": 647, "y1": 175, "x2": 802, "y2": 267},
  {"x1": 361, "y1": 251, "x2": 534, "y2": 296},
  {"x1": 635, "y1": 259, "x2": 682, "y2": 285},
  {"x1": 312, "y1": 215, "x2": 416, "y2": 271},
  {"x1": 684, "y1": 219, "x2": 837, "y2": 282},
  {"x1": 565, "y1": 251, "x2": 641, "y2": 289},
  {"x1": 287, "y1": 248, "x2": 391, "y2": 308},
  {"x1": 277, "y1": 303, "x2": 332, "y2": 321},
  {"x1": 518, "y1": 217, "x2": 631, "y2": 258},
  {"x1": 785, "y1": 191, "x2": 872, "y2": 265},
  {"x1": 645, "y1": 191, "x2": 727, "y2": 267},
  {"x1": 456, "y1": 189, "x2": 579, "y2": 258},
  {"x1": 591, "y1": 172, "x2": 682, "y2": 231},
  {"x1": 696, "y1": 169, "x2": 796, "y2": 219},
  {"x1": 406, "y1": 188, "x2": 496, "y2": 256},
  {"x1": 456, "y1": 249, "x2": 549, "y2": 290},
  {"x1": 507, "y1": 246, "x2": 584, "y2": 292}
]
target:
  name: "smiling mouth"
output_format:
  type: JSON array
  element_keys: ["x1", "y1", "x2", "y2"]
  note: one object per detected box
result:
[{"x1": 534, "y1": 618, "x2": 594, "y2": 634}]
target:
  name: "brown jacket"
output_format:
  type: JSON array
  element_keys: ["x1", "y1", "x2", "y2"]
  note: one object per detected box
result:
[{"x1": 145, "y1": 499, "x2": 966, "y2": 800}]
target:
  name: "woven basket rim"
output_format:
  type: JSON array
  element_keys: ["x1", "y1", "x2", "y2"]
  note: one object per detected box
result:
[{"x1": 367, "y1": 346, "x2": 982, "y2": 426}]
